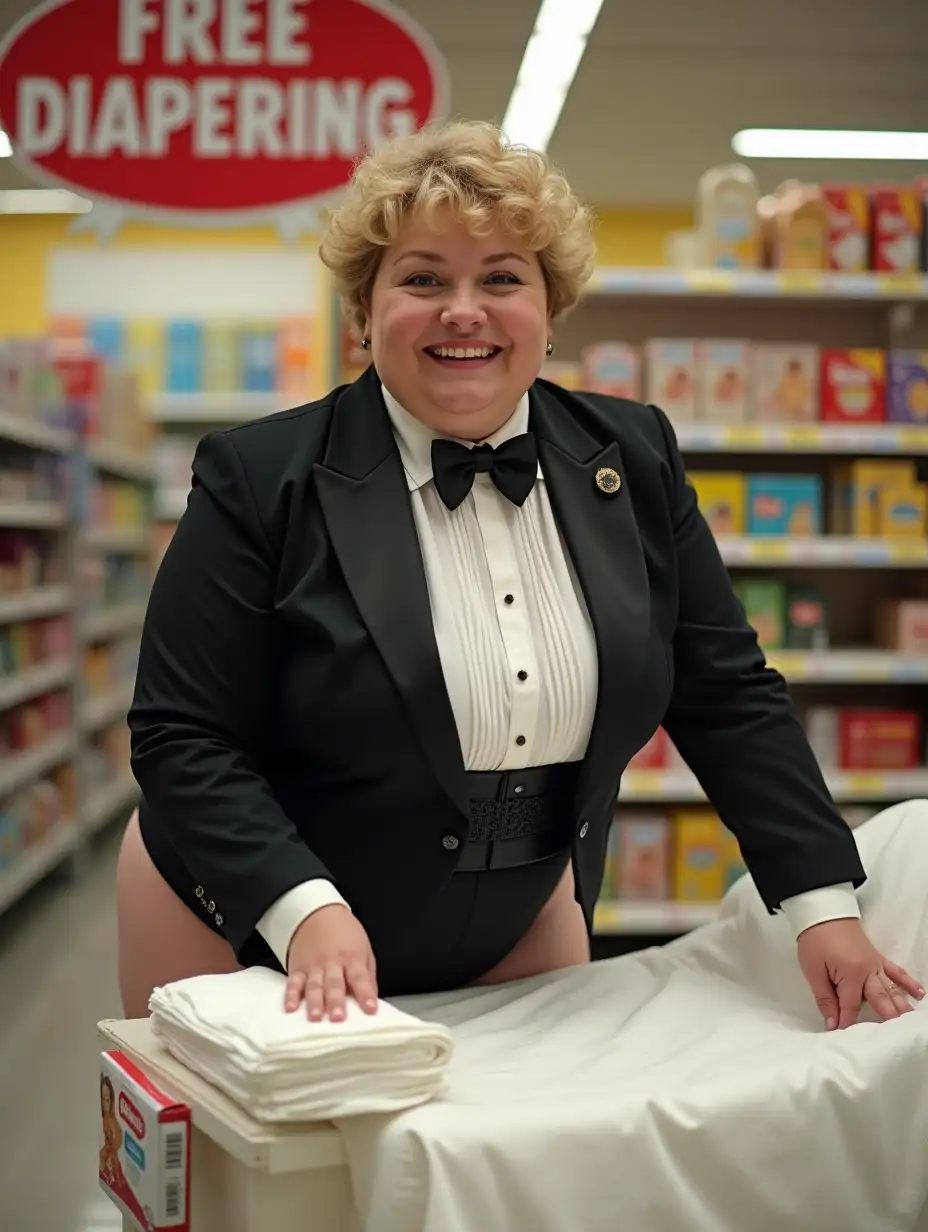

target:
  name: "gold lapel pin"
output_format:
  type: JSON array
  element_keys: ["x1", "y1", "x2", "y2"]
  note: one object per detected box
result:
[{"x1": 595, "y1": 467, "x2": 622, "y2": 495}]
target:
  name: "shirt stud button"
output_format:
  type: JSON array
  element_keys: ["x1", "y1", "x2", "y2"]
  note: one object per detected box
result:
[
  {"x1": 504, "y1": 594, "x2": 514, "y2": 605},
  {"x1": 515, "y1": 735, "x2": 526, "y2": 746},
  {"x1": 442, "y1": 834, "x2": 460, "y2": 850},
  {"x1": 517, "y1": 670, "x2": 528, "y2": 681}
]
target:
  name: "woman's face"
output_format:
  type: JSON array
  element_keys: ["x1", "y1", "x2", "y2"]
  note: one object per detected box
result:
[
  {"x1": 101, "y1": 1082, "x2": 113, "y2": 1116},
  {"x1": 366, "y1": 208, "x2": 551, "y2": 440}
]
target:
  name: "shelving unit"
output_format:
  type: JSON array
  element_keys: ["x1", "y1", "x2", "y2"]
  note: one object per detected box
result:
[
  {"x1": 571, "y1": 267, "x2": 928, "y2": 939},
  {"x1": 0, "y1": 399, "x2": 154, "y2": 921}
]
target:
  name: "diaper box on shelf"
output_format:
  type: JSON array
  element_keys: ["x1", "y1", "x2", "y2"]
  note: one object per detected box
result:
[{"x1": 746, "y1": 475, "x2": 823, "y2": 536}]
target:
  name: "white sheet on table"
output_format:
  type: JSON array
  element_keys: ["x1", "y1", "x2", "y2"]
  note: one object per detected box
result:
[{"x1": 336, "y1": 799, "x2": 928, "y2": 1232}]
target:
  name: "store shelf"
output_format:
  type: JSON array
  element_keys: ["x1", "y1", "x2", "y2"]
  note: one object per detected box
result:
[
  {"x1": 154, "y1": 489, "x2": 189, "y2": 521},
  {"x1": 0, "y1": 586, "x2": 73, "y2": 623},
  {"x1": 148, "y1": 392, "x2": 284, "y2": 423},
  {"x1": 0, "y1": 732, "x2": 76, "y2": 799},
  {"x1": 0, "y1": 821, "x2": 78, "y2": 916},
  {"x1": 86, "y1": 438, "x2": 155, "y2": 482},
  {"x1": 80, "y1": 681, "x2": 134, "y2": 733},
  {"x1": 0, "y1": 660, "x2": 72, "y2": 711},
  {"x1": 717, "y1": 536, "x2": 928, "y2": 569},
  {"x1": 80, "y1": 774, "x2": 139, "y2": 837},
  {"x1": 594, "y1": 899, "x2": 718, "y2": 935},
  {"x1": 765, "y1": 649, "x2": 928, "y2": 683},
  {"x1": 621, "y1": 768, "x2": 928, "y2": 803},
  {"x1": 84, "y1": 602, "x2": 146, "y2": 641},
  {"x1": 0, "y1": 501, "x2": 68, "y2": 529},
  {"x1": 677, "y1": 424, "x2": 928, "y2": 455},
  {"x1": 586, "y1": 267, "x2": 928, "y2": 302},
  {"x1": 84, "y1": 525, "x2": 149, "y2": 554},
  {"x1": 0, "y1": 408, "x2": 73, "y2": 454}
]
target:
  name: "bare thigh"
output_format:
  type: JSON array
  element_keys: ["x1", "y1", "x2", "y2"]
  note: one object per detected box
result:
[
  {"x1": 472, "y1": 859, "x2": 591, "y2": 987},
  {"x1": 116, "y1": 809, "x2": 241, "y2": 1017}
]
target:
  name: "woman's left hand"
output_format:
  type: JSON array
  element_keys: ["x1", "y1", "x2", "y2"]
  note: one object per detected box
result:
[{"x1": 798, "y1": 918, "x2": 925, "y2": 1030}]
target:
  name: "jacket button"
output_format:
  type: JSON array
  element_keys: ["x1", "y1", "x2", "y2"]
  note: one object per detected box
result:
[
  {"x1": 442, "y1": 835, "x2": 460, "y2": 850},
  {"x1": 578, "y1": 822, "x2": 589, "y2": 839},
  {"x1": 207, "y1": 900, "x2": 215, "y2": 913},
  {"x1": 195, "y1": 886, "x2": 204, "y2": 899},
  {"x1": 215, "y1": 913, "x2": 224, "y2": 927}
]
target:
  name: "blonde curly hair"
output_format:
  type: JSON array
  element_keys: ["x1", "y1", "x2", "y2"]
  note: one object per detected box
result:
[{"x1": 319, "y1": 120, "x2": 596, "y2": 336}]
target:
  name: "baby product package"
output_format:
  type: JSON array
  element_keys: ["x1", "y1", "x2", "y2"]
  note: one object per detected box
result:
[
  {"x1": 752, "y1": 345, "x2": 820, "y2": 422},
  {"x1": 645, "y1": 339, "x2": 698, "y2": 424},
  {"x1": 98, "y1": 1050, "x2": 190, "y2": 1232}
]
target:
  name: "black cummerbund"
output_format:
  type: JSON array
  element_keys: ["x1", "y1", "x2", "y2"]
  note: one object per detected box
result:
[{"x1": 455, "y1": 761, "x2": 582, "y2": 872}]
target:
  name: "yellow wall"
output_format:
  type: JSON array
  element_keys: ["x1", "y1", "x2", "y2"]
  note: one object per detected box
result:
[{"x1": 0, "y1": 207, "x2": 693, "y2": 337}]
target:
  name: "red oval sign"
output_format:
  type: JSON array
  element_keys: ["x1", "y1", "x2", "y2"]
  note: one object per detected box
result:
[{"x1": 0, "y1": 0, "x2": 448, "y2": 220}]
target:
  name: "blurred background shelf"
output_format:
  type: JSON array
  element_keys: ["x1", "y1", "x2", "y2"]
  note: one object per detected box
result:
[
  {"x1": 0, "y1": 820, "x2": 78, "y2": 916},
  {"x1": 0, "y1": 408, "x2": 73, "y2": 454},
  {"x1": 621, "y1": 768, "x2": 928, "y2": 803},
  {"x1": 80, "y1": 775, "x2": 139, "y2": 838},
  {"x1": 83, "y1": 601, "x2": 146, "y2": 642},
  {"x1": 594, "y1": 900, "x2": 719, "y2": 935},
  {"x1": 148, "y1": 391, "x2": 285, "y2": 423},
  {"x1": 676, "y1": 423, "x2": 928, "y2": 455},
  {"x1": 586, "y1": 268, "x2": 928, "y2": 301},
  {"x1": 0, "y1": 586, "x2": 73, "y2": 623}
]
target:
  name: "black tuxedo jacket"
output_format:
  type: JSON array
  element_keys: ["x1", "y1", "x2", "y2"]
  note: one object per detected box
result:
[{"x1": 129, "y1": 366, "x2": 865, "y2": 961}]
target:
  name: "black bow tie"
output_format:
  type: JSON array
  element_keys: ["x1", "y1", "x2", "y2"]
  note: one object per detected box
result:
[{"x1": 431, "y1": 433, "x2": 538, "y2": 512}]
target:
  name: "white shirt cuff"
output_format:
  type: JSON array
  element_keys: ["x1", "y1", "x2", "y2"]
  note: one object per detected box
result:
[
  {"x1": 256, "y1": 880, "x2": 351, "y2": 969},
  {"x1": 780, "y1": 882, "x2": 860, "y2": 939}
]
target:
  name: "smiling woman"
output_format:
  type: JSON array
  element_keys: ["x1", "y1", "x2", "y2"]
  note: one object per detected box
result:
[
  {"x1": 318, "y1": 120, "x2": 595, "y2": 438},
  {"x1": 121, "y1": 117, "x2": 911, "y2": 1040}
]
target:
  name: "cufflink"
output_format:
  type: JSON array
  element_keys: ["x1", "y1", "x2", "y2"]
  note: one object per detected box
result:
[{"x1": 595, "y1": 467, "x2": 621, "y2": 495}]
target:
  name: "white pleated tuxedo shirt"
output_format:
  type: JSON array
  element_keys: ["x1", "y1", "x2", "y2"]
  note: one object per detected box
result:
[{"x1": 257, "y1": 388, "x2": 859, "y2": 966}]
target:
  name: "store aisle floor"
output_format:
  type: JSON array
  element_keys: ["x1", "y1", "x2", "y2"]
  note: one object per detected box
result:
[{"x1": 0, "y1": 824, "x2": 126, "y2": 1232}]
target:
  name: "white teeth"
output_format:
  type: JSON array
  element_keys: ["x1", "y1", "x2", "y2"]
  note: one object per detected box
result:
[{"x1": 430, "y1": 346, "x2": 495, "y2": 359}]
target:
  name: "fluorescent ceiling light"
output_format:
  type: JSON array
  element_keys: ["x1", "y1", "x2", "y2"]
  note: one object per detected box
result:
[
  {"x1": 501, "y1": 0, "x2": 604, "y2": 152},
  {"x1": 0, "y1": 189, "x2": 93, "y2": 215},
  {"x1": 733, "y1": 128, "x2": 928, "y2": 161},
  {"x1": 0, "y1": 129, "x2": 11, "y2": 158}
]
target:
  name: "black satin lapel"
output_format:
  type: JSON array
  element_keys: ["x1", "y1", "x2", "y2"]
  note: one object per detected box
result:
[
  {"x1": 314, "y1": 376, "x2": 470, "y2": 822},
  {"x1": 536, "y1": 433, "x2": 651, "y2": 817}
]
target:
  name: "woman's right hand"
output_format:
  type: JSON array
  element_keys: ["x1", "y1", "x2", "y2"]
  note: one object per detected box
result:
[{"x1": 285, "y1": 905, "x2": 379, "y2": 1022}]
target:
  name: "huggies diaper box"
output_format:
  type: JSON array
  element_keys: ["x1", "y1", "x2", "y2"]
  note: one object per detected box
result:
[{"x1": 98, "y1": 1050, "x2": 190, "y2": 1232}]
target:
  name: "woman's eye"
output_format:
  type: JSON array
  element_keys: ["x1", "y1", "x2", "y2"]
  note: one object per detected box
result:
[
  {"x1": 405, "y1": 273, "x2": 440, "y2": 287},
  {"x1": 486, "y1": 271, "x2": 521, "y2": 286}
]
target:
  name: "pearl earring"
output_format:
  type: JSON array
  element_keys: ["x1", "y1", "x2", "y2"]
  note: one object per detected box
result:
[{"x1": 359, "y1": 337, "x2": 370, "y2": 350}]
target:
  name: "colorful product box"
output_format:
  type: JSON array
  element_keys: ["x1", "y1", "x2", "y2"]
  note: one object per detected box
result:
[
  {"x1": 820, "y1": 349, "x2": 886, "y2": 423},
  {"x1": 202, "y1": 322, "x2": 242, "y2": 393},
  {"x1": 735, "y1": 579, "x2": 785, "y2": 648},
  {"x1": 601, "y1": 822, "x2": 618, "y2": 899},
  {"x1": 838, "y1": 710, "x2": 921, "y2": 771},
  {"x1": 580, "y1": 342, "x2": 640, "y2": 399},
  {"x1": 165, "y1": 321, "x2": 203, "y2": 395},
  {"x1": 615, "y1": 816, "x2": 672, "y2": 900},
  {"x1": 831, "y1": 460, "x2": 917, "y2": 535},
  {"x1": 785, "y1": 585, "x2": 830, "y2": 650},
  {"x1": 99, "y1": 1050, "x2": 190, "y2": 1232},
  {"x1": 89, "y1": 318, "x2": 126, "y2": 363},
  {"x1": 719, "y1": 828, "x2": 747, "y2": 894},
  {"x1": 822, "y1": 186, "x2": 870, "y2": 272},
  {"x1": 746, "y1": 475, "x2": 822, "y2": 537},
  {"x1": 887, "y1": 351, "x2": 928, "y2": 424},
  {"x1": 125, "y1": 321, "x2": 164, "y2": 398},
  {"x1": 673, "y1": 811, "x2": 724, "y2": 902},
  {"x1": 689, "y1": 471, "x2": 745, "y2": 536},
  {"x1": 751, "y1": 344, "x2": 820, "y2": 423},
  {"x1": 870, "y1": 187, "x2": 922, "y2": 273},
  {"x1": 241, "y1": 323, "x2": 278, "y2": 392},
  {"x1": 645, "y1": 339, "x2": 698, "y2": 424},
  {"x1": 876, "y1": 600, "x2": 928, "y2": 654},
  {"x1": 877, "y1": 486, "x2": 927, "y2": 538},
  {"x1": 697, "y1": 340, "x2": 751, "y2": 423},
  {"x1": 278, "y1": 318, "x2": 313, "y2": 396}
]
